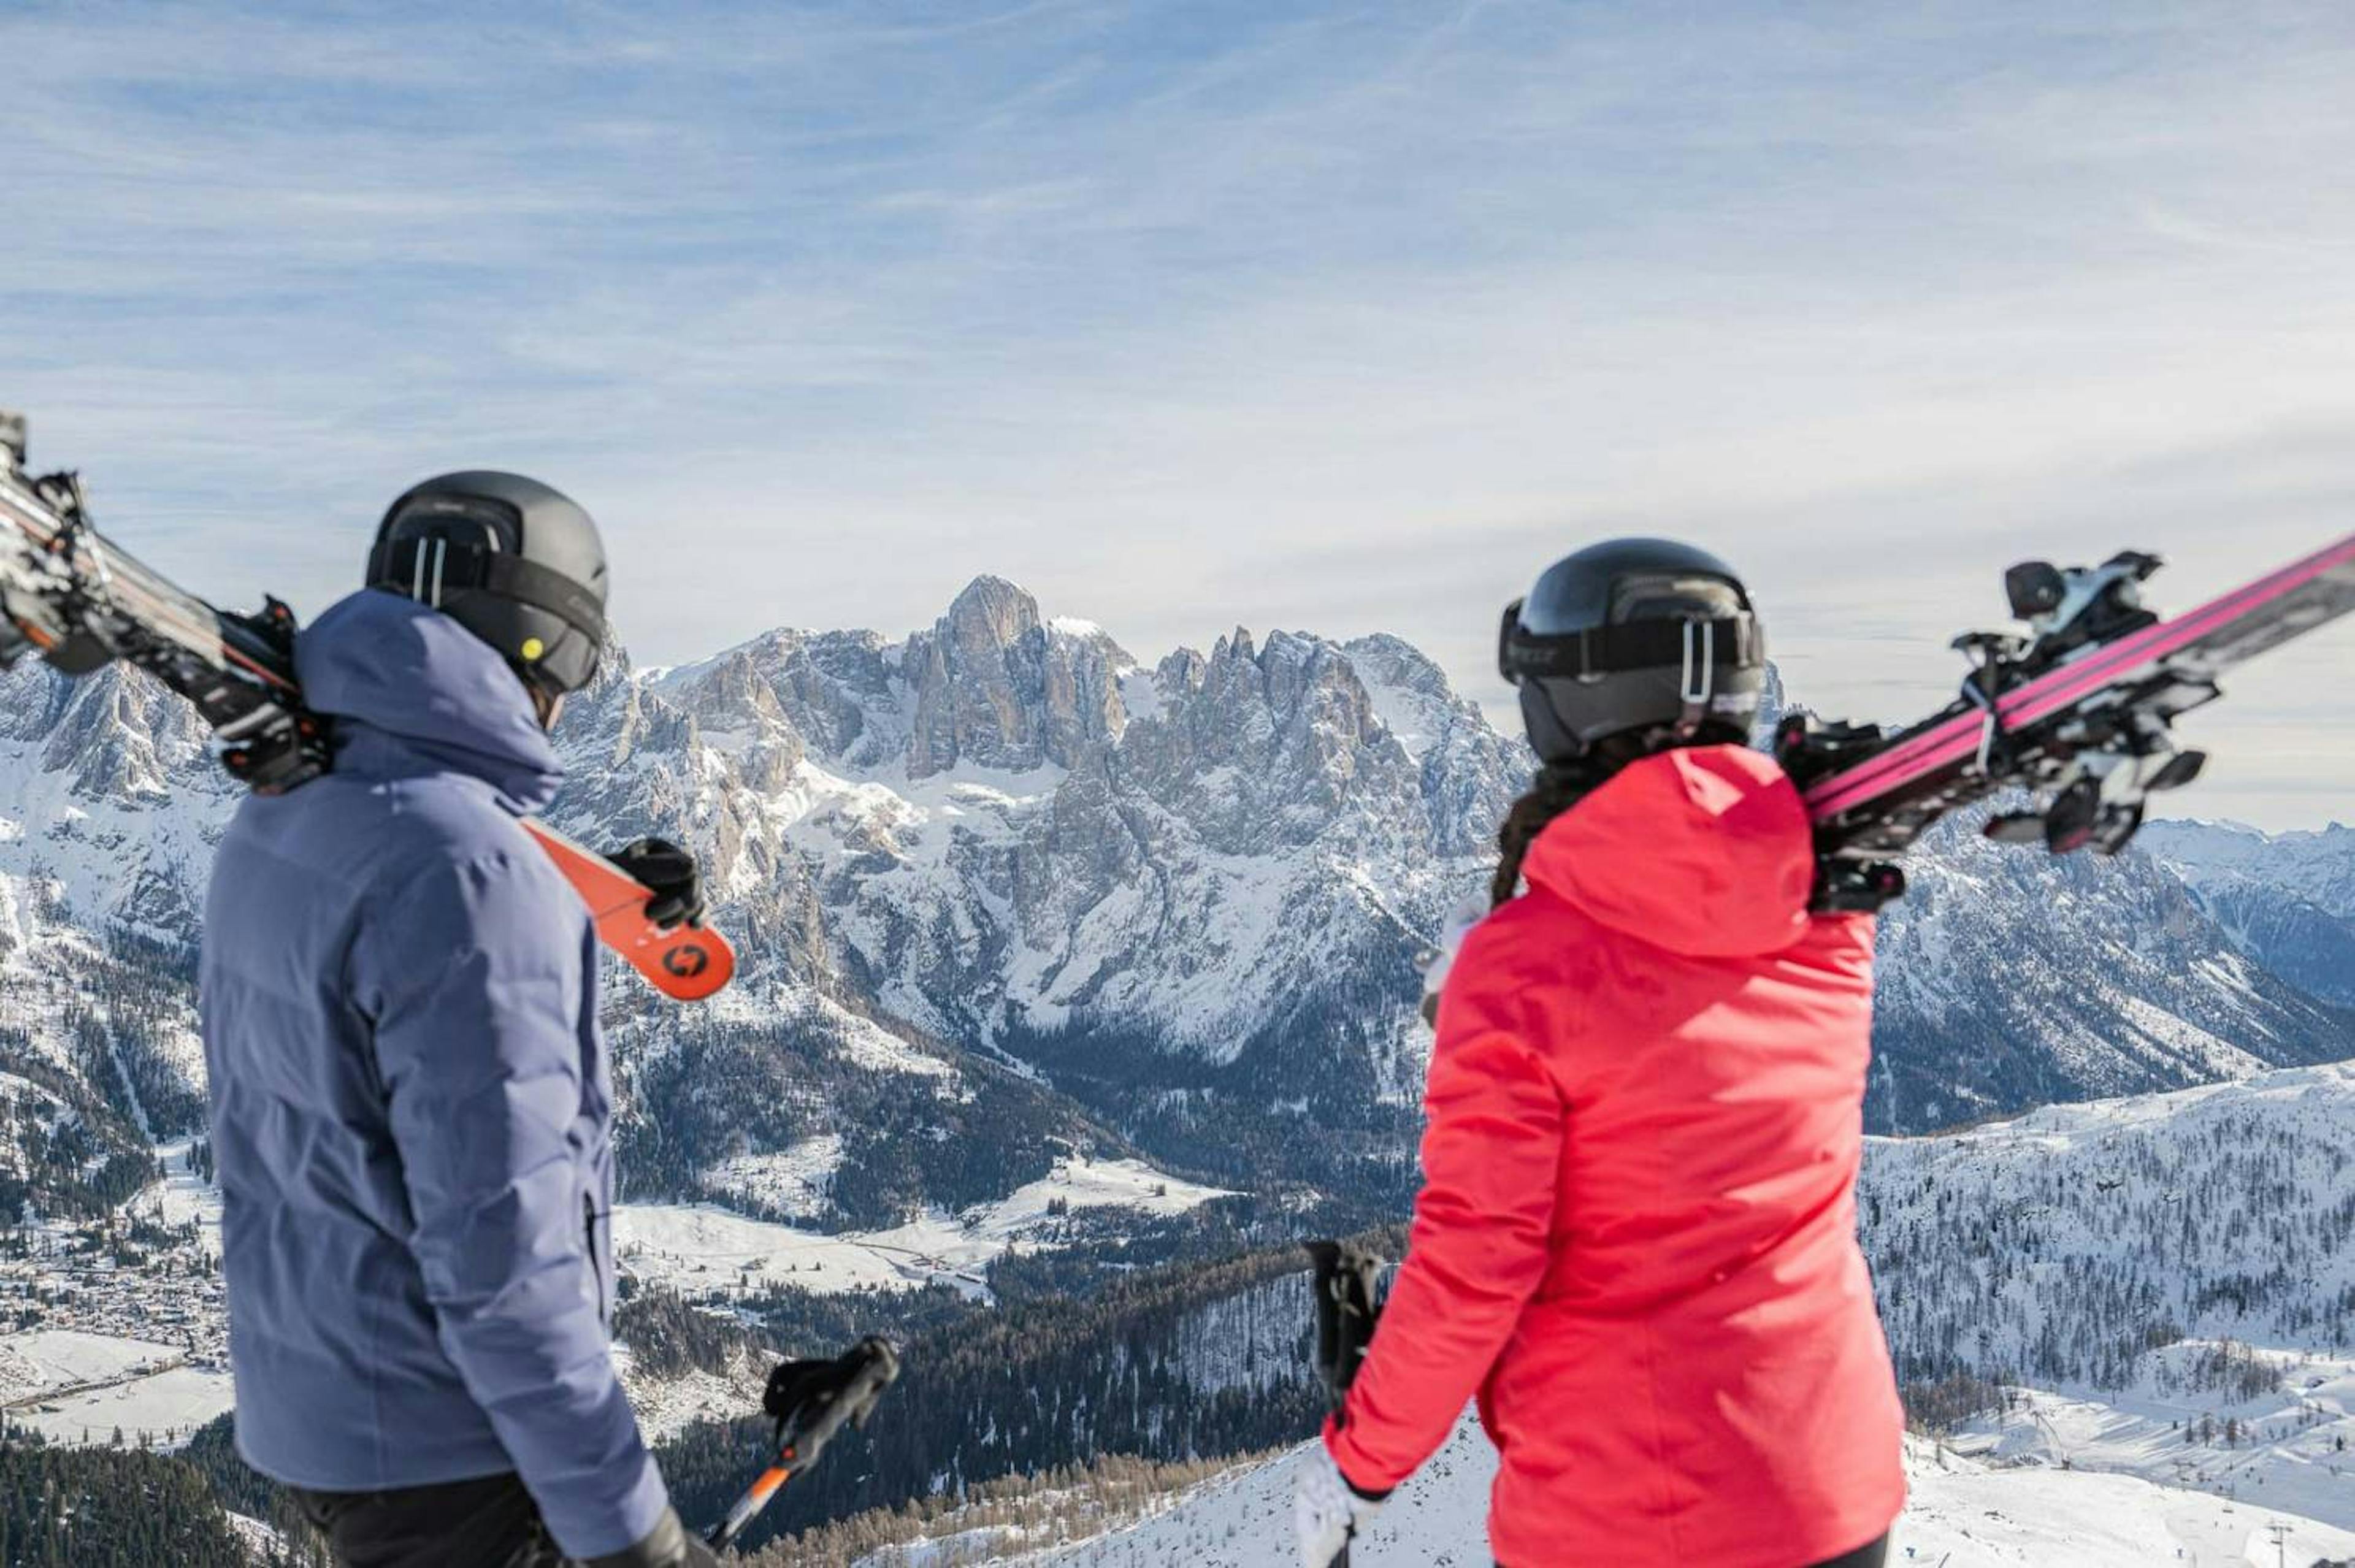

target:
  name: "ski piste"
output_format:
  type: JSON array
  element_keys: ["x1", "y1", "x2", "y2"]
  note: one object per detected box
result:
[
  {"x1": 0, "y1": 410, "x2": 736, "y2": 1001},
  {"x1": 1782, "y1": 532, "x2": 2355, "y2": 911}
]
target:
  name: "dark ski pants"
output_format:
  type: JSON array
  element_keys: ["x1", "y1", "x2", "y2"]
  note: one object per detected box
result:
[
  {"x1": 1498, "y1": 1533, "x2": 1890, "y2": 1568},
  {"x1": 292, "y1": 1471, "x2": 568, "y2": 1568}
]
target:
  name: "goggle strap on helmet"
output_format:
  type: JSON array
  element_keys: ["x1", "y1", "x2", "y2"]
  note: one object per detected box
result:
[
  {"x1": 1677, "y1": 619, "x2": 1716, "y2": 736},
  {"x1": 1499, "y1": 605, "x2": 1765, "y2": 684},
  {"x1": 369, "y1": 535, "x2": 608, "y2": 646}
]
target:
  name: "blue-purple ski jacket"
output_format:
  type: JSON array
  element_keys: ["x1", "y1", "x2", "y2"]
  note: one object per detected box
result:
[{"x1": 200, "y1": 589, "x2": 667, "y2": 1558}]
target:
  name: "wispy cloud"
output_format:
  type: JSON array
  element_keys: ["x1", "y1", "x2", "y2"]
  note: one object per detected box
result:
[{"x1": 5, "y1": 0, "x2": 2353, "y2": 826}]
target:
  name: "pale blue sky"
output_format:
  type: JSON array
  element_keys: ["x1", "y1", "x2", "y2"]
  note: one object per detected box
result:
[{"x1": 6, "y1": 1, "x2": 2353, "y2": 827}]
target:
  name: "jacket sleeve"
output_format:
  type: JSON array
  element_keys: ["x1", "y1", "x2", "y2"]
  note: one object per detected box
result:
[
  {"x1": 1329, "y1": 917, "x2": 1565, "y2": 1493},
  {"x1": 356, "y1": 846, "x2": 669, "y2": 1559}
]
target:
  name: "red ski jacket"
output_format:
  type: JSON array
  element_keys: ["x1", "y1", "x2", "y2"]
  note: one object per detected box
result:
[{"x1": 1328, "y1": 744, "x2": 1905, "y2": 1568}]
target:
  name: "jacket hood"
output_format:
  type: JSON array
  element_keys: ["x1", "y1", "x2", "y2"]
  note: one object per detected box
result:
[
  {"x1": 296, "y1": 589, "x2": 564, "y2": 814},
  {"x1": 1522, "y1": 744, "x2": 1814, "y2": 958}
]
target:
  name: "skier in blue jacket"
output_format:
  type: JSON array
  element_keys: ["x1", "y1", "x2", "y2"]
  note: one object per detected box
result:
[{"x1": 201, "y1": 473, "x2": 716, "y2": 1568}]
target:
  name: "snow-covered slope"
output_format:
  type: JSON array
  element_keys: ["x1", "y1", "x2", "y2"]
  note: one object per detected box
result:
[
  {"x1": 1860, "y1": 1063, "x2": 2355, "y2": 1385},
  {"x1": 1950, "y1": 1345, "x2": 2355, "y2": 1538},
  {"x1": 1868, "y1": 814, "x2": 2354, "y2": 1132},
  {"x1": 828, "y1": 1066, "x2": 2355, "y2": 1566},
  {"x1": 891, "y1": 1423, "x2": 2355, "y2": 1567}
]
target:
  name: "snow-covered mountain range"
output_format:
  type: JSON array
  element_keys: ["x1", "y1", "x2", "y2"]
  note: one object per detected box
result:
[
  {"x1": 2, "y1": 575, "x2": 2351, "y2": 1239},
  {"x1": 6, "y1": 578, "x2": 2355, "y2": 1566},
  {"x1": 2140, "y1": 819, "x2": 2355, "y2": 1009}
]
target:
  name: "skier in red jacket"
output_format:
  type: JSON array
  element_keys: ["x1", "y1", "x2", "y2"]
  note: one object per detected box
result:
[{"x1": 1296, "y1": 540, "x2": 1906, "y2": 1568}]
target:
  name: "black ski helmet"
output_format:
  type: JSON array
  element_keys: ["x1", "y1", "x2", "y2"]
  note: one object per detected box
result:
[
  {"x1": 367, "y1": 472, "x2": 610, "y2": 700},
  {"x1": 1498, "y1": 537, "x2": 1767, "y2": 763}
]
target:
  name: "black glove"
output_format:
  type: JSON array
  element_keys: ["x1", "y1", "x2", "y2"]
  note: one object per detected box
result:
[
  {"x1": 579, "y1": 1506, "x2": 723, "y2": 1567},
  {"x1": 609, "y1": 837, "x2": 706, "y2": 930}
]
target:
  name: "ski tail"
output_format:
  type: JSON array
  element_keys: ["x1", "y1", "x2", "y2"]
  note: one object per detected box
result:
[{"x1": 519, "y1": 821, "x2": 738, "y2": 1002}]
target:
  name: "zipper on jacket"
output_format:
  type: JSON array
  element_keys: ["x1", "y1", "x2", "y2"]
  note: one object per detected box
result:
[{"x1": 584, "y1": 1192, "x2": 607, "y2": 1325}]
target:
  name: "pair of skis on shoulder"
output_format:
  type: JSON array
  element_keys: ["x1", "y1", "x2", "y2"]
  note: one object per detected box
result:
[
  {"x1": 1780, "y1": 531, "x2": 2355, "y2": 909},
  {"x1": 0, "y1": 410, "x2": 733, "y2": 1001}
]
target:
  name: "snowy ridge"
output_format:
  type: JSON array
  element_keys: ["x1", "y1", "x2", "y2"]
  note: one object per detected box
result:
[
  {"x1": 2141, "y1": 818, "x2": 2355, "y2": 1009},
  {"x1": 1861, "y1": 1063, "x2": 2355, "y2": 1380}
]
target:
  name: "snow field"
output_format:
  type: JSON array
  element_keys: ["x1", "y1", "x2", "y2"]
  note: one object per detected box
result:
[
  {"x1": 1953, "y1": 1345, "x2": 2355, "y2": 1533},
  {"x1": 0, "y1": 1328, "x2": 231, "y2": 1449},
  {"x1": 0, "y1": 1327, "x2": 181, "y2": 1402},
  {"x1": 618, "y1": 1157, "x2": 1235, "y2": 1301},
  {"x1": 6, "y1": 1364, "x2": 233, "y2": 1447},
  {"x1": 1001, "y1": 1423, "x2": 2355, "y2": 1567}
]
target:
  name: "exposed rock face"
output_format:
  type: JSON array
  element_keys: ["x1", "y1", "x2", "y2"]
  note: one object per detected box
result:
[{"x1": 904, "y1": 577, "x2": 1127, "y2": 778}]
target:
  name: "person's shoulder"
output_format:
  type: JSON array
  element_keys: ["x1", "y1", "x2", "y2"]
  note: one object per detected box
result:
[
  {"x1": 253, "y1": 772, "x2": 567, "y2": 908},
  {"x1": 1455, "y1": 883, "x2": 1593, "y2": 978},
  {"x1": 385, "y1": 782, "x2": 573, "y2": 900},
  {"x1": 1438, "y1": 884, "x2": 1641, "y2": 1063},
  {"x1": 1440, "y1": 890, "x2": 1582, "y2": 1018}
]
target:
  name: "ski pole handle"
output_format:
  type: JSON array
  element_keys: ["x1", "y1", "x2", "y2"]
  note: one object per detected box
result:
[{"x1": 701, "y1": 1337, "x2": 901, "y2": 1550}]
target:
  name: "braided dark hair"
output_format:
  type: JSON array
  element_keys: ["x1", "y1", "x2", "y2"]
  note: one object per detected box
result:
[
  {"x1": 1491, "y1": 760, "x2": 1599, "y2": 908},
  {"x1": 1490, "y1": 726, "x2": 1753, "y2": 908}
]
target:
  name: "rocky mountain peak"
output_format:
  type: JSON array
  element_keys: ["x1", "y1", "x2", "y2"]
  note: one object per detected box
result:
[
  {"x1": 944, "y1": 575, "x2": 1040, "y2": 651},
  {"x1": 905, "y1": 576, "x2": 1125, "y2": 779}
]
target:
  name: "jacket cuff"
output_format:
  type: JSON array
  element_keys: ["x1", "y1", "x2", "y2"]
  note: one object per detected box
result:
[
  {"x1": 581, "y1": 1504, "x2": 691, "y2": 1568},
  {"x1": 1320, "y1": 1413, "x2": 1396, "y2": 1502},
  {"x1": 548, "y1": 1451, "x2": 671, "y2": 1560}
]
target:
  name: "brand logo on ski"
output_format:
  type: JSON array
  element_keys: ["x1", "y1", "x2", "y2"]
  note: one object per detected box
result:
[{"x1": 662, "y1": 945, "x2": 710, "y2": 979}]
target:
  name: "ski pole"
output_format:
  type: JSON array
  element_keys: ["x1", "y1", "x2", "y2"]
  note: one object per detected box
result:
[
  {"x1": 1304, "y1": 1241, "x2": 1385, "y2": 1568},
  {"x1": 705, "y1": 1336, "x2": 902, "y2": 1551}
]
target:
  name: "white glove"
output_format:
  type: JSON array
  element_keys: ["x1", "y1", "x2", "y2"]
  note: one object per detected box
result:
[
  {"x1": 1416, "y1": 890, "x2": 1490, "y2": 1027},
  {"x1": 1295, "y1": 1443, "x2": 1384, "y2": 1567}
]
